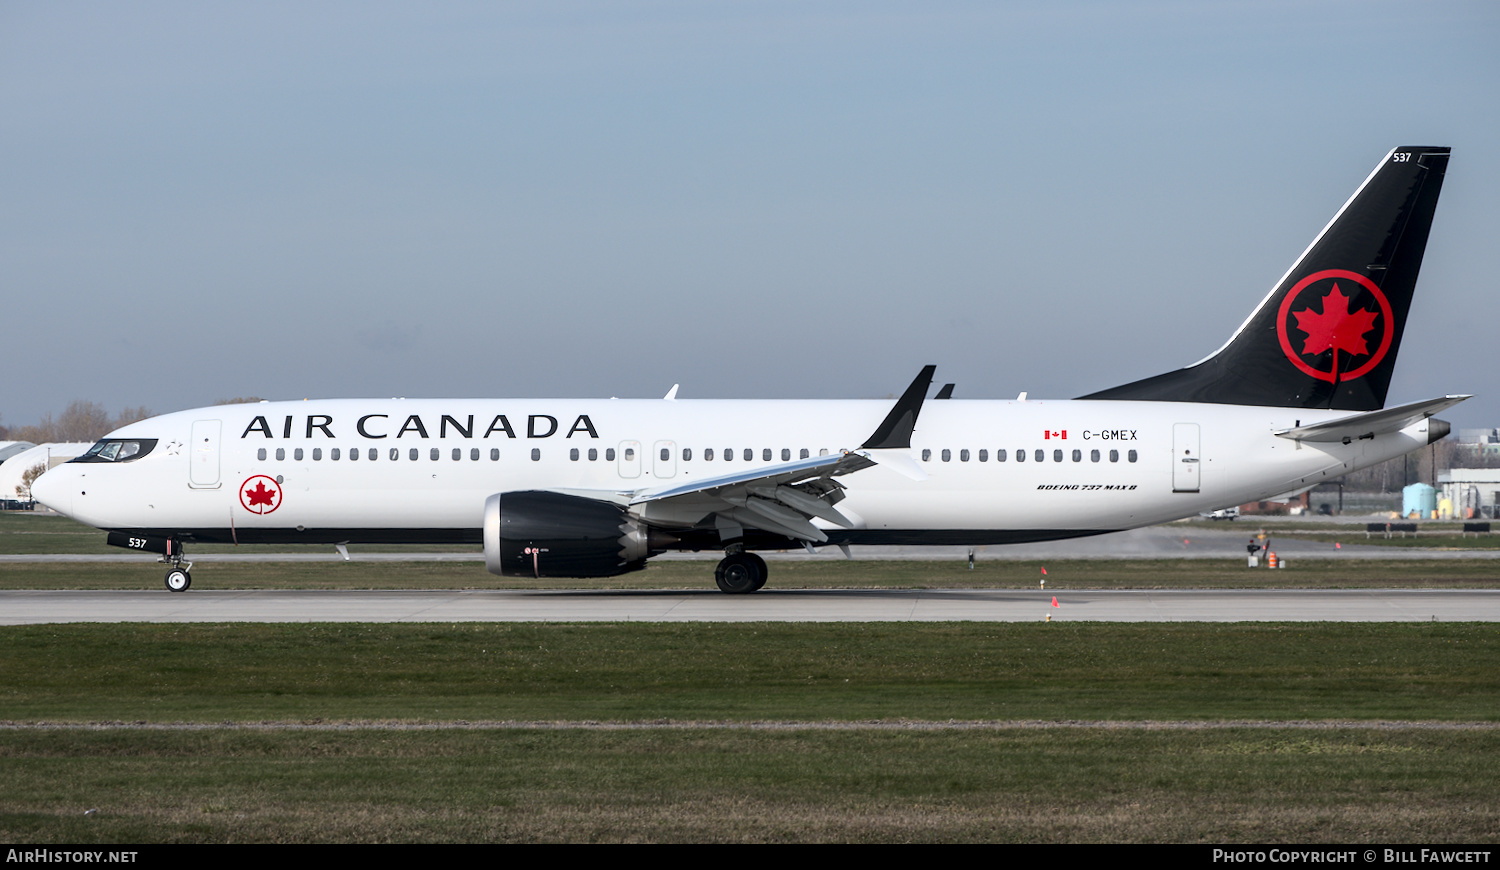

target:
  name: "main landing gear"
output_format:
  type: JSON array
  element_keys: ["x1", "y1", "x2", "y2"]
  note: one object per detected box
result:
[{"x1": 715, "y1": 547, "x2": 768, "y2": 594}]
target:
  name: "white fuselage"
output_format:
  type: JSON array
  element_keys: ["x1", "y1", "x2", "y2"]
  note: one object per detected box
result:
[{"x1": 34, "y1": 396, "x2": 1432, "y2": 546}]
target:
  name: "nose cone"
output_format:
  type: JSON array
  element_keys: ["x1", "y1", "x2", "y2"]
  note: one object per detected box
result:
[{"x1": 29, "y1": 466, "x2": 71, "y2": 516}]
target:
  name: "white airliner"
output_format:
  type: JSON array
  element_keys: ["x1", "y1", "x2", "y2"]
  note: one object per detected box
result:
[{"x1": 33, "y1": 146, "x2": 1462, "y2": 593}]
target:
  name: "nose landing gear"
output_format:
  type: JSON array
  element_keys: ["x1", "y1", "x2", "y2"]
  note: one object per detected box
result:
[
  {"x1": 162, "y1": 546, "x2": 193, "y2": 592},
  {"x1": 164, "y1": 566, "x2": 192, "y2": 592}
]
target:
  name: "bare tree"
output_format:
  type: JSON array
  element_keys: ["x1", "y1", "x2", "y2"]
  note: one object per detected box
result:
[
  {"x1": 52, "y1": 401, "x2": 112, "y2": 442},
  {"x1": 215, "y1": 396, "x2": 266, "y2": 405},
  {"x1": 112, "y1": 406, "x2": 154, "y2": 428},
  {"x1": 10, "y1": 415, "x2": 55, "y2": 445},
  {"x1": 17, "y1": 462, "x2": 48, "y2": 500}
]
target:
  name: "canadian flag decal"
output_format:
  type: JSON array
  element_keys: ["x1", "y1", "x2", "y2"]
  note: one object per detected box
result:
[{"x1": 1043, "y1": 430, "x2": 1067, "y2": 440}]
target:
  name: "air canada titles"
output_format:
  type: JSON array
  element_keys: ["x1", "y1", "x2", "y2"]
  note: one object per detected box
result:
[{"x1": 240, "y1": 413, "x2": 600, "y2": 441}]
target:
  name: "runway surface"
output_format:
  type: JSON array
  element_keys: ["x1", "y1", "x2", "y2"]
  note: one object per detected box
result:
[{"x1": 4, "y1": 588, "x2": 1498, "y2": 624}]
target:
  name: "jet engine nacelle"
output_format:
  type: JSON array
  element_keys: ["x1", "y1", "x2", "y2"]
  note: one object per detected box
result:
[{"x1": 483, "y1": 490, "x2": 656, "y2": 578}]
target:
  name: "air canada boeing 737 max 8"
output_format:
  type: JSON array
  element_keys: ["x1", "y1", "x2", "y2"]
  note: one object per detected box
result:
[{"x1": 33, "y1": 146, "x2": 1463, "y2": 593}]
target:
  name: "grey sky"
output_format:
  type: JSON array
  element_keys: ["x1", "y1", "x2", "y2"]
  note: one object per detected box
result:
[{"x1": 4, "y1": 2, "x2": 1498, "y2": 429}]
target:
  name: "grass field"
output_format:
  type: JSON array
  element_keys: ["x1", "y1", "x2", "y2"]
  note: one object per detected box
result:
[
  {"x1": 5, "y1": 622, "x2": 1495, "y2": 722},
  {"x1": 4, "y1": 727, "x2": 1495, "y2": 843},
  {"x1": 1, "y1": 622, "x2": 1498, "y2": 842}
]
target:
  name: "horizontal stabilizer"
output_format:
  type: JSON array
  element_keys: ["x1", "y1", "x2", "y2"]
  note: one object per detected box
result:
[{"x1": 1274, "y1": 395, "x2": 1468, "y2": 443}]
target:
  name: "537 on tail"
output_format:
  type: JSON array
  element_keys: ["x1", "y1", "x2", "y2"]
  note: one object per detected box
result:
[{"x1": 32, "y1": 146, "x2": 1463, "y2": 593}]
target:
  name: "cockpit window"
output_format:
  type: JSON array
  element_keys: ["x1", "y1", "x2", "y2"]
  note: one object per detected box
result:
[{"x1": 73, "y1": 439, "x2": 158, "y2": 463}]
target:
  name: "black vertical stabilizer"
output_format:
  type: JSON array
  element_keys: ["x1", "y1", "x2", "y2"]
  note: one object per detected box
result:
[{"x1": 1081, "y1": 147, "x2": 1449, "y2": 411}]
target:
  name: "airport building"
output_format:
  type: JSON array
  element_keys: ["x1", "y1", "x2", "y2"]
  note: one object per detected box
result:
[{"x1": 1437, "y1": 468, "x2": 1500, "y2": 520}]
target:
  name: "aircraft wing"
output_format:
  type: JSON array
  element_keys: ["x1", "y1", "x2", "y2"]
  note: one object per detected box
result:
[
  {"x1": 1274, "y1": 395, "x2": 1469, "y2": 443},
  {"x1": 625, "y1": 365, "x2": 937, "y2": 544}
]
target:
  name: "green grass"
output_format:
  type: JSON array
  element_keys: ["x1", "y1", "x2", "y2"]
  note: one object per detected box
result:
[
  {"x1": 3, "y1": 622, "x2": 1497, "y2": 842},
  {"x1": 3, "y1": 727, "x2": 1496, "y2": 842},
  {"x1": 2, "y1": 622, "x2": 1495, "y2": 723}
]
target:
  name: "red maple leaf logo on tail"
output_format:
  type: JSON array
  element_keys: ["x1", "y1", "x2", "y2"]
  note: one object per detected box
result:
[
  {"x1": 1291, "y1": 283, "x2": 1379, "y2": 382},
  {"x1": 1276, "y1": 269, "x2": 1393, "y2": 384}
]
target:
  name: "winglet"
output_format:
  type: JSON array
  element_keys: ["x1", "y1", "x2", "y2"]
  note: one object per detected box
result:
[
  {"x1": 862, "y1": 365, "x2": 936, "y2": 450},
  {"x1": 934, "y1": 383, "x2": 955, "y2": 400}
]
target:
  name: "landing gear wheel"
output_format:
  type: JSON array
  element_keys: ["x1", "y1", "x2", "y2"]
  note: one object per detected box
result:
[
  {"x1": 747, "y1": 553, "x2": 768, "y2": 591},
  {"x1": 164, "y1": 568, "x2": 192, "y2": 592},
  {"x1": 715, "y1": 552, "x2": 764, "y2": 594}
]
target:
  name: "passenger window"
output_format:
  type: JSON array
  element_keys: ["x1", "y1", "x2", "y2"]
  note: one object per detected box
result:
[
  {"x1": 960, "y1": 449, "x2": 970, "y2": 462},
  {"x1": 744, "y1": 449, "x2": 752, "y2": 461},
  {"x1": 431, "y1": 448, "x2": 440, "y2": 460},
  {"x1": 1072, "y1": 449, "x2": 1081, "y2": 462},
  {"x1": 275, "y1": 448, "x2": 285, "y2": 461},
  {"x1": 705, "y1": 448, "x2": 714, "y2": 461},
  {"x1": 819, "y1": 449, "x2": 829, "y2": 456},
  {"x1": 257, "y1": 448, "x2": 267, "y2": 461},
  {"x1": 1110, "y1": 450, "x2": 1119, "y2": 462},
  {"x1": 683, "y1": 448, "x2": 692, "y2": 461},
  {"x1": 978, "y1": 449, "x2": 987, "y2": 462},
  {"x1": 1016, "y1": 449, "x2": 1024, "y2": 463},
  {"x1": 781, "y1": 448, "x2": 790, "y2": 461},
  {"x1": 331, "y1": 448, "x2": 341, "y2": 460},
  {"x1": 531, "y1": 448, "x2": 541, "y2": 461},
  {"x1": 452, "y1": 448, "x2": 461, "y2": 461},
  {"x1": 390, "y1": 448, "x2": 399, "y2": 461},
  {"x1": 1035, "y1": 449, "x2": 1044, "y2": 462},
  {"x1": 491, "y1": 448, "x2": 501, "y2": 461},
  {"x1": 997, "y1": 449, "x2": 1006, "y2": 462},
  {"x1": 588, "y1": 448, "x2": 597, "y2": 461},
  {"x1": 942, "y1": 449, "x2": 951, "y2": 462},
  {"x1": 800, "y1": 449, "x2": 809, "y2": 459},
  {"x1": 1128, "y1": 450, "x2": 1138, "y2": 463},
  {"x1": 470, "y1": 448, "x2": 480, "y2": 461},
  {"x1": 368, "y1": 448, "x2": 377, "y2": 461},
  {"x1": 661, "y1": 448, "x2": 670, "y2": 462},
  {"x1": 1053, "y1": 449, "x2": 1063, "y2": 462},
  {"x1": 607, "y1": 448, "x2": 616, "y2": 461},
  {"x1": 922, "y1": 449, "x2": 932, "y2": 462},
  {"x1": 313, "y1": 448, "x2": 322, "y2": 461},
  {"x1": 570, "y1": 448, "x2": 580, "y2": 461},
  {"x1": 291, "y1": 448, "x2": 301, "y2": 461},
  {"x1": 1091, "y1": 449, "x2": 1100, "y2": 462},
  {"x1": 624, "y1": 448, "x2": 635, "y2": 460},
  {"x1": 409, "y1": 448, "x2": 418, "y2": 461},
  {"x1": 762, "y1": 449, "x2": 771, "y2": 461}
]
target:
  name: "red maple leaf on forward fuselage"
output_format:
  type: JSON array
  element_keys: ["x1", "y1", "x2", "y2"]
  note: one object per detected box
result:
[
  {"x1": 244, "y1": 481, "x2": 277, "y2": 507},
  {"x1": 1292, "y1": 283, "x2": 1379, "y2": 360}
]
